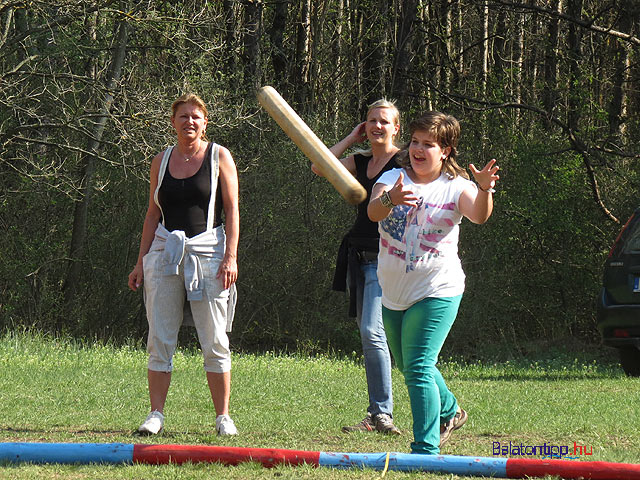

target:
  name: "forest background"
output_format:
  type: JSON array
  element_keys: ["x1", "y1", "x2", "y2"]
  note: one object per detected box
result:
[{"x1": 1, "y1": 0, "x2": 638, "y2": 360}]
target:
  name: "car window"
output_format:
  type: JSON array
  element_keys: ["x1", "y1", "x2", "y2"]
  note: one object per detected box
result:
[{"x1": 623, "y1": 221, "x2": 640, "y2": 254}]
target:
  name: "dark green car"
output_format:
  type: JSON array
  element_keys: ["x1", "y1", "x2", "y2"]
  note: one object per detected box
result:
[{"x1": 597, "y1": 208, "x2": 640, "y2": 376}]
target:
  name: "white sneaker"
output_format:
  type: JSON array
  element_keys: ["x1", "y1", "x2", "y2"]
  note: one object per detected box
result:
[
  {"x1": 215, "y1": 414, "x2": 238, "y2": 435},
  {"x1": 138, "y1": 410, "x2": 164, "y2": 435}
]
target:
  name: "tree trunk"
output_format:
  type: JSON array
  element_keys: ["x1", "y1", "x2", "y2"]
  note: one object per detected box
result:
[
  {"x1": 566, "y1": 0, "x2": 583, "y2": 132},
  {"x1": 242, "y1": 0, "x2": 263, "y2": 91},
  {"x1": 494, "y1": 7, "x2": 507, "y2": 77},
  {"x1": 607, "y1": 0, "x2": 634, "y2": 140},
  {"x1": 482, "y1": 1, "x2": 489, "y2": 97},
  {"x1": 457, "y1": 0, "x2": 464, "y2": 88},
  {"x1": 524, "y1": 0, "x2": 540, "y2": 106},
  {"x1": 309, "y1": 0, "x2": 330, "y2": 110},
  {"x1": 543, "y1": 0, "x2": 562, "y2": 126},
  {"x1": 63, "y1": 18, "x2": 129, "y2": 308},
  {"x1": 353, "y1": 4, "x2": 364, "y2": 112},
  {"x1": 223, "y1": 0, "x2": 238, "y2": 75},
  {"x1": 445, "y1": 0, "x2": 453, "y2": 87},
  {"x1": 269, "y1": 0, "x2": 288, "y2": 94},
  {"x1": 515, "y1": 7, "x2": 524, "y2": 121},
  {"x1": 331, "y1": 0, "x2": 344, "y2": 136},
  {"x1": 359, "y1": 0, "x2": 388, "y2": 106},
  {"x1": 421, "y1": 2, "x2": 434, "y2": 111},
  {"x1": 436, "y1": 0, "x2": 450, "y2": 94},
  {"x1": 391, "y1": 0, "x2": 418, "y2": 103},
  {"x1": 294, "y1": 0, "x2": 311, "y2": 107}
]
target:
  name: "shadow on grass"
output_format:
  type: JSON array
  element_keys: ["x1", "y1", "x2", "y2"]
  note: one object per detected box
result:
[
  {"x1": 0, "y1": 426, "x2": 193, "y2": 440},
  {"x1": 441, "y1": 369, "x2": 626, "y2": 381},
  {"x1": 437, "y1": 336, "x2": 629, "y2": 381}
]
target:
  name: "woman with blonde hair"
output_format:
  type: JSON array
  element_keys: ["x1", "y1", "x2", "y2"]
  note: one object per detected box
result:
[
  {"x1": 128, "y1": 93, "x2": 239, "y2": 436},
  {"x1": 314, "y1": 99, "x2": 402, "y2": 435}
]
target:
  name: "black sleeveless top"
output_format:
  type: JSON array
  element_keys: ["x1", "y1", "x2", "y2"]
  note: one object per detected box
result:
[
  {"x1": 348, "y1": 152, "x2": 400, "y2": 252},
  {"x1": 158, "y1": 144, "x2": 223, "y2": 238}
]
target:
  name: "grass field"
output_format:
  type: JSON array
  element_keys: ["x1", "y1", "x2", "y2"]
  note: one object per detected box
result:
[{"x1": 0, "y1": 331, "x2": 638, "y2": 479}]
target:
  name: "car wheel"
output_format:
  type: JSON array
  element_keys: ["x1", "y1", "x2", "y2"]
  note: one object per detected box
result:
[{"x1": 619, "y1": 347, "x2": 640, "y2": 377}]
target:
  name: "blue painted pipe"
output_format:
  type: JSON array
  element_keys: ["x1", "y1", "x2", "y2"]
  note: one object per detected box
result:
[
  {"x1": 0, "y1": 442, "x2": 133, "y2": 465},
  {"x1": 319, "y1": 452, "x2": 508, "y2": 476}
]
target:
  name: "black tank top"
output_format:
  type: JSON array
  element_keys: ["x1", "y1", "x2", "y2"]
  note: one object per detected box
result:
[
  {"x1": 158, "y1": 144, "x2": 223, "y2": 238},
  {"x1": 348, "y1": 152, "x2": 400, "y2": 252}
]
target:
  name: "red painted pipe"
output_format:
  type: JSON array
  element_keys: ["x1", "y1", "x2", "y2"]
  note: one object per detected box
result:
[
  {"x1": 507, "y1": 458, "x2": 640, "y2": 480},
  {"x1": 133, "y1": 444, "x2": 320, "y2": 467}
]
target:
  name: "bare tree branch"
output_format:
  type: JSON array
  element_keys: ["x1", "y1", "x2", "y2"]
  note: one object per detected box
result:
[
  {"x1": 429, "y1": 86, "x2": 622, "y2": 223},
  {"x1": 7, "y1": 135, "x2": 119, "y2": 166},
  {"x1": 489, "y1": 0, "x2": 640, "y2": 46},
  {"x1": 0, "y1": 0, "x2": 118, "y2": 59},
  {"x1": 1, "y1": 54, "x2": 37, "y2": 77}
]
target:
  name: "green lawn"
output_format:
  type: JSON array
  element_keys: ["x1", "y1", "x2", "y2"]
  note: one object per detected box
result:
[{"x1": 0, "y1": 331, "x2": 638, "y2": 479}]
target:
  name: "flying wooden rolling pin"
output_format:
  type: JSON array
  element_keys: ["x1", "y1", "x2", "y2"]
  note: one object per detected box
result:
[{"x1": 257, "y1": 86, "x2": 367, "y2": 205}]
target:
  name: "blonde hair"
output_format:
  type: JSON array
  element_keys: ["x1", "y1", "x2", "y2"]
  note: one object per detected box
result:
[
  {"x1": 399, "y1": 111, "x2": 468, "y2": 180},
  {"x1": 354, "y1": 99, "x2": 400, "y2": 156},
  {"x1": 367, "y1": 99, "x2": 400, "y2": 131},
  {"x1": 171, "y1": 93, "x2": 209, "y2": 140}
]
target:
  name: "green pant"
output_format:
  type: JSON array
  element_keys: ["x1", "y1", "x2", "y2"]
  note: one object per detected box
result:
[{"x1": 383, "y1": 295, "x2": 462, "y2": 454}]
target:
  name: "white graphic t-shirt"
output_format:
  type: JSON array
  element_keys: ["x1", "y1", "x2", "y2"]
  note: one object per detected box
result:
[{"x1": 376, "y1": 168, "x2": 476, "y2": 310}]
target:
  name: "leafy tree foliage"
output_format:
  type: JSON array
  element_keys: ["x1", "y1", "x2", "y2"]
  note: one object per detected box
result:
[{"x1": 0, "y1": 0, "x2": 638, "y2": 356}]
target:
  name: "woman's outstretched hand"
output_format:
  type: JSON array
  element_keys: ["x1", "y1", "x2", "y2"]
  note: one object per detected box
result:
[
  {"x1": 388, "y1": 171, "x2": 419, "y2": 208},
  {"x1": 469, "y1": 159, "x2": 500, "y2": 191}
]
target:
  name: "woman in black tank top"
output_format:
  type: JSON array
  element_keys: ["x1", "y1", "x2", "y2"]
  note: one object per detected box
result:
[
  {"x1": 128, "y1": 93, "x2": 240, "y2": 437},
  {"x1": 157, "y1": 143, "x2": 223, "y2": 238},
  {"x1": 312, "y1": 99, "x2": 401, "y2": 435}
]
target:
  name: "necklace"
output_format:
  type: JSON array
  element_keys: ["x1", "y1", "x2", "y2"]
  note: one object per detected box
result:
[{"x1": 181, "y1": 142, "x2": 202, "y2": 162}]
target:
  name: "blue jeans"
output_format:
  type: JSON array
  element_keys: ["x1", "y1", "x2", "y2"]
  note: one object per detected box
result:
[{"x1": 352, "y1": 260, "x2": 393, "y2": 417}]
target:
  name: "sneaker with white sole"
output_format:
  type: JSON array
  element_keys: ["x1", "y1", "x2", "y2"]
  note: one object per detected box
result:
[
  {"x1": 440, "y1": 407, "x2": 467, "y2": 447},
  {"x1": 341, "y1": 413, "x2": 375, "y2": 433},
  {"x1": 138, "y1": 410, "x2": 164, "y2": 435},
  {"x1": 374, "y1": 413, "x2": 402, "y2": 435},
  {"x1": 215, "y1": 414, "x2": 238, "y2": 435}
]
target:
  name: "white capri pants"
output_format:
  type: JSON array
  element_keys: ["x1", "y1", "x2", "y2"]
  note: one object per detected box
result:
[{"x1": 143, "y1": 248, "x2": 231, "y2": 373}]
